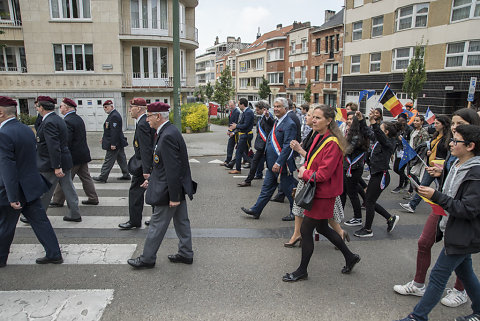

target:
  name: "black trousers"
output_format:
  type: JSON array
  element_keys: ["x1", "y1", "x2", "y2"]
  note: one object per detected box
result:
[
  {"x1": 235, "y1": 134, "x2": 252, "y2": 171},
  {"x1": 364, "y1": 171, "x2": 392, "y2": 230},
  {"x1": 245, "y1": 149, "x2": 265, "y2": 183},
  {"x1": 225, "y1": 135, "x2": 236, "y2": 163},
  {"x1": 128, "y1": 173, "x2": 147, "y2": 226},
  {"x1": 341, "y1": 167, "x2": 364, "y2": 219},
  {"x1": 393, "y1": 157, "x2": 408, "y2": 189}
]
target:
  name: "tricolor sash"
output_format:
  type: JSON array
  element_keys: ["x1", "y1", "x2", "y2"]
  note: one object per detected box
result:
[
  {"x1": 305, "y1": 134, "x2": 340, "y2": 170},
  {"x1": 270, "y1": 122, "x2": 282, "y2": 156},
  {"x1": 345, "y1": 152, "x2": 365, "y2": 177},
  {"x1": 257, "y1": 118, "x2": 267, "y2": 142}
]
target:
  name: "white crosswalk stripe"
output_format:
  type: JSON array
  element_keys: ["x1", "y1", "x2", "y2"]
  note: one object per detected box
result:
[
  {"x1": 88, "y1": 164, "x2": 119, "y2": 169},
  {"x1": 189, "y1": 158, "x2": 200, "y2": 163},
  {"x1": 208, "y1": 159, "x2": 225, "y2": 164},
  {"x1": 74, "y1": 182, "x2": 130, "y2": 190},
  {"x1": 17, "y1": 216, "x2": 151, "y2": 229}
]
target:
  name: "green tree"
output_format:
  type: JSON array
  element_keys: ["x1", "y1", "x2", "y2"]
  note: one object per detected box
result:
[
  {"x1": 205, "y1": 82, "x2": 214, "y2": 101},
  {"x1": 258, "y1": 76, "x2": 271, "y2": 100},
  {"x1": 193, "y1": 85, "x2": 206, "y2": 102},
  {"x1": 213, "y1": 65, "x2": 235, "y2": 108},
  {"x1": 402, "y1": 44, "x2": 427, "y2": 106},
  {"x1": 304, "y1": 82, "x2": 312, "y2": 103}
]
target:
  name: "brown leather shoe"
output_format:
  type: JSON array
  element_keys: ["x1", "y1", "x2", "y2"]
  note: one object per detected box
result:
[
  {"x1": 228, "y1": 170, "x2": 241, "y2": 174},
  {"x1": 237, "y1": 182, "x2": 251, "y2": 187}
]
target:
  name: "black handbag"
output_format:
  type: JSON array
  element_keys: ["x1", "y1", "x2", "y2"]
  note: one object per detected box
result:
[{"x1": 295, "y1": 171, "x2": 316, "y2": 210}]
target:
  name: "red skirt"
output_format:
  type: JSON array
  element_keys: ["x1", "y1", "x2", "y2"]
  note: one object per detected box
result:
[{"x1": 304, "y1": 197, "x2": 335, "y2": 220}]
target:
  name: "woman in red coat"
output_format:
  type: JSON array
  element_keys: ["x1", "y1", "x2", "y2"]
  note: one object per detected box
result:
[{"x1": 282, "y1": 105, "x2": 361, "y2": 282}]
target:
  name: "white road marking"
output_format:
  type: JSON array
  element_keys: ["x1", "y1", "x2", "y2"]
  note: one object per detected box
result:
[
  {"x1": 189, "y1": 158, "x2": 200, "y2": 163},
  {"x1": 74, "y1": 183, "x2": 130, "y2": 190},
  {"x1": 0, "y1": 289, "x2": 114, "y2": 321},
  {"x1": 17, "y1": 216, "x2": 151, "y2": 229},
  {"x1": 233, "y1": 175, "x2": 248, "y2": 178},
  {"x1": 88, "y1": 164, "x2": 119, "y2": 169},
  {"x1": 208, "y1": 159, "x2": 225, "y2": 164},
  {"x1": 84, "y1": 173, "x2": 127, "y2": 179},
  {"x1": 7, "y1": 244, "x2": 137, "y2": 264}
]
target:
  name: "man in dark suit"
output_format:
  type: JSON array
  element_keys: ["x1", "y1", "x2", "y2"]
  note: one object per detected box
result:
[
  {"x1": 94, "y1": 100, "x2": 130, "y2": 183},
  {"x1": 35, "y1": 96, "x2": 81, "y2": 222},
  {"x1": 128, "y1": 102, "x2": 196, "y2": 269},
  {"x1": 51, "y1": 98, "x2": 99, "y2": 206},
  {"x1": 119, "y1": 98, "x2": 155, "y2": 230},
  {"x1": 241, "y1": 97, "x2": 296, "y2": 219},
  {"x1": 222, "y1": 100, "x2": 240, "y2": 167},
  {"x1": 229, "y1": 98, "x2": 254, "y2": 174},
  {"x1": 0, "y1": 96, "x2": 62, "y2": 267},
  {"x1": 238, "y1": 100, "x2": 274, "y2": 187}
]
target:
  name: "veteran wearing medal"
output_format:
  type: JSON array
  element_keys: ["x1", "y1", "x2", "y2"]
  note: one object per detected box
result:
[
  {"x1": 128, "y1": 102, "x2": 197, "y2": 269},
  {"x1": 94, "y1": 100, "x2": 130, "y2": 183},
  {"x1": 119, "y1": 98, "x2": 155, "y2": 230}
]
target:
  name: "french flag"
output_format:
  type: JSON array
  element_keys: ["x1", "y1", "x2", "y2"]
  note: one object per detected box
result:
[{"x1": 425, "y1": 107, "x2": 435, "y2": 125}]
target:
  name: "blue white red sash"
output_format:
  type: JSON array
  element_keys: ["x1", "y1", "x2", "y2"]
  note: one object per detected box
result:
[
  {"x1": 380, "y1": 171, "x2": 387, "y2": 190},
  {"x1": 345, "y1": 152, "x2": 365, "y2": 177},
  {"x1": 257, "y1": 118, "x2": 267, "y2": 142},
  {"x1": 270, "y1": 122, "x2": 282, "y2": 156},
  {"x1": 370, "y1": 141, "x2": 378, "y2": 159}
]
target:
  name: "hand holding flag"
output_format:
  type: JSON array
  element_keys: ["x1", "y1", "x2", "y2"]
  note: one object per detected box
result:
[
  {"x1": 416, "y1": 186, "x2": 447, "y2": 216},
  {"x1": 425, "y1": 107, "x2": 436, "y2": 125}
]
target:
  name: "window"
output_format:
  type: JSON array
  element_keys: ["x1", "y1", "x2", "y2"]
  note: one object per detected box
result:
[
  {"x1": 256, "y1": 58, "x2": 264, "y2": 70},
  {"x1": 325, "y1": 64, "x2": 338, "y2": 82},
  {"x1": 180, "y1": 49, "x2": 186, "y2": 79},
  {"x1": 315, "y1": 38, "x2": 321, "y2": 54},
  {"x1": 131, "y1": 46, "x2": 167, "y2": 78},
  {"x1": 300, "y1": 66, "x2": 306, "y2": 83},
  {"x1": 290, "y1": 67, "x2": 295, "y2": 80},
  {"x1": 392, "y1": 47, "x2": 423, "y2": 70},
  {"x1": 290, "y1": 40, "x2": 296, "y2": 54},
  {"x1": 354, "y1": 0, "x2": 364, "y2": 7},
  {"x1": 395, "y1": 3, "x2": 429, "y2": 31},
  {"x1": 451, "y1": 0, "x2": 480, "y2": 21},
  {"x1": 301, "y1": 38, "x2": 308, "y2": 53},
  {"x1": 268, "y1": 72, "x2": 284, "y2": 84},
  {"x1": 50, "y1": 0, "x2": 91, "y2": 19},
  {"x1": 352, "y1": 21, "x2": 363, "y2": 41},
  {"x1": 314, "y1": 93, "x2": 319, "y2": 103},
  {"x1": 0, "y1": 46, "x2": 26, "y2": 72},
  {"x1": 239, "y1": 78, "x2": 249, "y2": 89},
  {"x1": 314, "y1": 66, "x2": 320, "y2": 81},
  {"x1": 324, "y1": 93, "x2": 337, "y2": 107},
  {"x1": 296, "y1": 93, "x2": 305, "y2": 105},
  {"x1": 372, "y1": 16, "x2": 384, "y2": 37},
  {"x1": 54, "y1": 44, "x2": 93, "y2": 72},
  {"x1": 231, "y1": 59, "x2": 236, "y2": 71},
  {"x1": 336, "y1": 34, "x2": 340, "y2": 51},
  {"x1": 130, "y1": 0, "x2": 168, "y2": 30},
  {"x1": 239, "y1": 61, "x2": 249, "y2": 72},
  {"x1": 254, "y1": 77, "x2": 262, "y2": 89},
  {"x1": 446, "y1": 40, "x2": 480, "y2": 67},
  {"x1": 325, "y1": 37, "x2": 329, "y2": 53},
  {"x1": 267, "y1": 48, "x2": 284, "y2": 61},
  {"x1": 351, "y1": 55, "x2": 360, "y2": 73},
  {"x1": 0, "y1": 0, "x2": 21, "y2": 23},
  {"x1": 370, "y1": 52, "x2": 381, "y2": 72},
  {"x1": 218, "y1": 63, "x2": 224, "y2": 73}
]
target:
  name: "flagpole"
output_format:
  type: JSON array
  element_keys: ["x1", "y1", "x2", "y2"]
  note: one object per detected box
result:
[
  {"x1": 416, "y1": 154, "x2": 428, "y2": 168},
  {"x1": 372, "y1": 83, "x2": 388, "y2": 113}
]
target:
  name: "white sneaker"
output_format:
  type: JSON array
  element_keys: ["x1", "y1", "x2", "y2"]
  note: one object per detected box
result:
[
  {"x1": 400, "y1": 203, "x2": 415, "y2": 213},
  {"x1": 393, "y1": 280, "x2": 425, "y2": 296},
  {"x1": 441, "y1": 288, "x2": 468, "y2": 307}
]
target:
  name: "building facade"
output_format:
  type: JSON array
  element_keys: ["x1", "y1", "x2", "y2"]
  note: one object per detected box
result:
[
  {"x1": 286, "y1": 22, "x2": 311, "y2": 105},
  {"x1": 195, "y1": 51, "x2": 215, "y2": 86},
  {"x1": 0, "y1": 0, "x2": 198, "y2": 130},
  {"x1": 343, "y1": 0, "x2": 480, "y2": 115}
]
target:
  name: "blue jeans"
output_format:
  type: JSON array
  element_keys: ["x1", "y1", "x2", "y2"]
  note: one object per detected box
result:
[
  {"x1": 411, "y1": 248, "x2": 480, "y2": 321},
  {"x1": 410, "y1": 171, "x2": 436, "y2": 210}
]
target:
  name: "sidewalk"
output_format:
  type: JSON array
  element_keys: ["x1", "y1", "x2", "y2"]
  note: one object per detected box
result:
[{"x1": 87, "y1": 123, "x2": 228, "y2": 160}]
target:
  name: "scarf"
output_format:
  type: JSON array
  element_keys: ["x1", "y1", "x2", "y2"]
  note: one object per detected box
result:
[{"x1": 429, "y1": 133, "x2": 443, "y2": 166}]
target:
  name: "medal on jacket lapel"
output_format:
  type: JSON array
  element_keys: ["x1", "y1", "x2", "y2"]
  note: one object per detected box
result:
[
  {"x1": 153, "y1": 154, "x2": 159, "y2": 163},
  {"x1": 105, "y1": 122, "x2": 109, "y2": 129},
  {"x1": 134, "y1": 140, "x2": 139, "y2": 148}
]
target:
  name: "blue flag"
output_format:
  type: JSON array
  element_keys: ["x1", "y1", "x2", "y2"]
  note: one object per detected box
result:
[
  {"x1": 399, "y1": 137, "x2": 417, "y2": 168},
  {"x1": 358, "y1": 90, "x2": 376, "y2": 102},
  {"x1": 402, "y1": 108, "x2": 414, "y2": 117}
]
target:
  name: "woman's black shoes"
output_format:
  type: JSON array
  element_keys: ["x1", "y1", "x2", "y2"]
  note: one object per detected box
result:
[
  {"x1": 342, "y1": 254, "x2": 361, "y2": 274},
  {"x1": 282, "y1": 272, "x2": 308, "y2": 282}
]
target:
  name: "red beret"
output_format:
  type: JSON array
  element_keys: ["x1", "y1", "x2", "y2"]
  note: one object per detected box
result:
[
  {"x1": 36, "y1": 96, "x2": 56, "y2": 105},
  {"x1": 0, "y1": 96, "x2": 17, "y2": 107},
  {"x1": 62, "y1": 98, "x2": 77, "y2": 108},
  {"x1": 147, "y1": 102, "x2": 170, "y2": 113},
  {"x1": 103, "y1": 100, "x2": 113, "y2": 106},
  {"x1": 130, "y1": 98, "x2": 147, "y2": 106}
]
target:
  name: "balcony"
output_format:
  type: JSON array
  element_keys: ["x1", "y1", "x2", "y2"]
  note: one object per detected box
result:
[
  {"x1": 0, "y1": 20, "x2": 23, "y2": 40},
  {"x1": 299, "y1": 79, "x2": 307, "y2": 85},
  {"x1": 0, "y1": 66, "x2": 27, "y2": 73},
  {"x1": 0, "y1": 20, "x2": 22, "y2": 27},
  {"x1": 119, "y1": 20, "x2": 198, "y2": 44},
  {"x1": 123, "y1": 73, "x2": 187, "y2": 88}
]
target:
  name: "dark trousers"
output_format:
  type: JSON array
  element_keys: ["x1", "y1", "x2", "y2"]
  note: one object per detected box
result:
[
  {"x1": 52, "y1": 163, "x2": 98, "y2": 204},
  {"x1": 364, "y1": 171, "x2": 392, "y2": 230},
  {"x1": 128, "y1": 173, "x2": 147, "y2": 226},
  {"x1": 393, "y1": 157, "x2": 408, "y2": 188},
  {"x1": 341, "y1": 167, "x2": 364, "y2": 219},
  {"x1": 225, "y1": 135, "x2": 236, "y2": 163},
  {"x1": 99, "y1": 148, "x2": 129, "y2": 180},
  {"x1": 245, "y1": 149, "x2": 265, "y2": 183},
  {"x1": 235, "y1": 134, "x2": 252, "y2": 171},
  {"x1": 0, "y1": 198, "x2": 61, "y2": 264}
]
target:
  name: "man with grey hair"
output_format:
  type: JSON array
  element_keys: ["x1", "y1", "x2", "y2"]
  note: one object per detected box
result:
[{"x1": 241, "y1": 97, "x2": 296, "y2": 220}]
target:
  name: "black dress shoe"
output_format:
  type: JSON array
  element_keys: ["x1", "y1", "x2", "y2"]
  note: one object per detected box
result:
[
  {"x1": 81, "y1": 200, "x2": 99, "y2": 205},
  {"x1": 282, "y1": 215, "x2": 295, "y2": 221},
  {"x1": 19, "y1": 215, "x2": 29, "y2": 224},
  {"x1": 49, "y1": 202, "x2": 64, "y2": 208},
  {"x1": 118, "y1": 221, "x2": 141, "y2": 230},
  {"x1": 282, "y1": 272, "x2": 308, "y2": 282},
  {"x1": 144, "y1": 220, "x2": 150, "y2": 226},
  {"x1": 341, "y1": 254, "x2": 361, "y2": 274},
  {"x1": 237, "y1": 182, "x2": 251, "y2": 187},
  {"x1": 253, "y1": 176, "x2": 263, "y2": 180},
  {"x1": 93, "y1": 176, "x2": 107, "y2": 183},
  {"x1": 241, "y1": 207, "x2": 260, "y2": 219},
  {"x1": 63, "y1": 216, "x2": 82, "y2": 222},
  {"x1": 127, "y1": 257, "x2": 155, "y2": 269},
  {"x1": 270, "y1": 195, "x2": 285, "y2": 203},
  {"x1": 168, "y1": 253, "x2": 193, "y2": 264},
  {"x1": 36, "y1": 256, "x2": 64, "y2": 264},
  {"x1": 117, "y1": 175, "x2": 131, "y2": 180}
]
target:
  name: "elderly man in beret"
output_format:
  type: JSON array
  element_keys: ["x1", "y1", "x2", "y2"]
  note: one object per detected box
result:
[
  {"x1": 51, "y1": 98, "x2": 99, "y2": 207},
  {"x1": 94, "y1": 100, "x2": 130, "y2": 183},
  {"x1": 119, "y1": 98, "x2": 155, "y2": 230},
  {"x1": 128, "y1": 102, "x2": 197, "y2": 269},
  {"x1": 0, "y1": 96, "x2": 63, "y2": 266},
  {"x1": 32, "y1": 96, "x2": 82, "y2": 222}
]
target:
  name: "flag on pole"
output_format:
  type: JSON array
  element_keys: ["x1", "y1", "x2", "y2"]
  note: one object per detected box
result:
[
  {"x1": 378, "y1": 84, "x2": 404, "y2": 117},
  {"x1": 399, "y1": 137, "x2": 418, "y2": 168},
  {"x1": 419, "y1": 196, "x2": 447, "y2": 216},
  {"x1": 335, "y1": 107, "x2": 348, "y2": 122},
  {"x1": 425, "y1": 107, "x2": 436, "y2": 125},
  {"x1": 359, "y1": 90, "x2": 376, "y2": 103}
]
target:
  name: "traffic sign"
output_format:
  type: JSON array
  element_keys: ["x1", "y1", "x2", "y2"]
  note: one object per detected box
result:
[{"x1": 468, "y1": 77, "x2": 477, "y2": 102}]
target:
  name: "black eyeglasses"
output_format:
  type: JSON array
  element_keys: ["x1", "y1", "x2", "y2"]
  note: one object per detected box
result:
[{"x1": 450, "y1": 138, "x2": 469, "y2": 146}]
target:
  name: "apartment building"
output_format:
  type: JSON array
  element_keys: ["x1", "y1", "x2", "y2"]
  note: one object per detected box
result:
[
  {"x1": 309, "y1": 10, "x2": 344, "y2": 107},
  {"x1": 0, "y1": 0, "x2": 198, "y2": 130},
  {"x1": 343, "y1": 0, "x2": 480, "y2": 115},
  {"x1": 195, "y1": 51, "x2": 215, "y2": 86},
  {"x1": 286, "y1": 21, "x2": 311, "y2": 105}
]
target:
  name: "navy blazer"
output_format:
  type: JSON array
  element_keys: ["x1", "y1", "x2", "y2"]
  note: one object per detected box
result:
[
  {"x1": 288, "y1": 110, "x2": 302, "y2": 143},
  {"x1": 131, "y1": 114, "x2": 155, "y2": 175},
  {"x1": 254, "y1": 113, "x2": 274, "y2": 151},
  {"x1": 0, "y1": 119, "x2": 50, "y2": 206},
  {"x1": 36, "y1": 112, "x2": 73, "y2": 172},
  {"x1": 64, "y1": 111, "x2": 91, "y2": 165},
  {"x1": 265, "y1": 115, "x2": 297, "y2": 173},
  {"x1": 145, "y1": 122, "x2": 196, "y2": 206},
  {"x1": 235, "y1": 107, "x2": 254, "y2": 133},
  {"x1": 102, "y1": 109, "x2": 128, "y2": 150},
  {"x1": 228, "y1": 108, "x2": 240, "y2": 126}
]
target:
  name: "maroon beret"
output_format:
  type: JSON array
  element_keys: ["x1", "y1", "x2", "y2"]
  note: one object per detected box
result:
[
  {"x1": 36, "y1": 96, "x2": 56, "y2": 105},
  {"x1": 130, "y1": 98, "x2": 147, "y2": 106},
  {"x1": 0, "y1": 96, "x2": 17, "y2": 107},
  {"x1": 62, "y1": 98, "x2": 77, "y2": 108},
  {"x1": 103, "y1": 100, "x2": 113, "y2": 106},
  {"x1": 147, "y1": 102, "x2": 170, "y2": 113}
]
